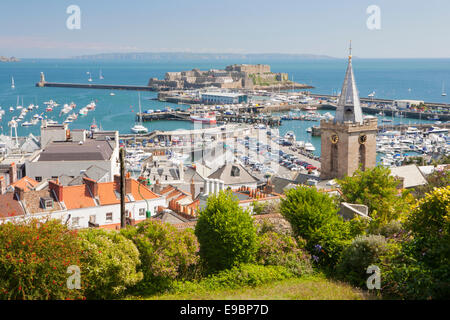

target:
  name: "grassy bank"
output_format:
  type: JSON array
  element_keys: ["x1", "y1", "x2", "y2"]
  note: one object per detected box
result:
[{"x1": 130, "y1": 275, "x2": 376, "y2": 300}]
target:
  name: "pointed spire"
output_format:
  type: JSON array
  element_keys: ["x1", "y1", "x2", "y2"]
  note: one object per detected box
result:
[{"x1": 335, "y1": 41, "x2": 363, "y2": 124}]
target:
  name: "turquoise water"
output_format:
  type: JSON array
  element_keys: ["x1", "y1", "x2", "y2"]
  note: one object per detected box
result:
[{"x1": 0, "y1": 59, "x2": 448, "y2": 157}]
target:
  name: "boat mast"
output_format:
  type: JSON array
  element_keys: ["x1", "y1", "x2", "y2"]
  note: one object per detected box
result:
[{"x1": 138, "y1": 92, "x2": 143, "y2": 125}]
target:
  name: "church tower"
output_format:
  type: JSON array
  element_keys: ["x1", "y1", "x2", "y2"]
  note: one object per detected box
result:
[{"x1": 320, "y1": 42, "x2": 378, "y2": 180}]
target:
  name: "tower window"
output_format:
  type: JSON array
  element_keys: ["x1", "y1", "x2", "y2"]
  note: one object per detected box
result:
[
  {"x1": 331, "y1": 144, "x2": 338, "y2": 173},
  {"x1": 359, "y1": 144, "x2": 366, "y2": 171}
]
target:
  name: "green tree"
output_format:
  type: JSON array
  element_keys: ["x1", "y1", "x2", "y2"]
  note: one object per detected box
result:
[
  {"x1": 337, "y1": 166, "x2": 412, "y2": 231},
  {"x1": 195, "y1": 190, "x2": 257, "y2": 273},
  {"x1": 121, "y1": 220, "x2": 199, "y2": 293},
  {"x1": 280, "y1": 186, "x2": 351, "y2": 268},
  {"x1": 79, "y1": 228, "x2": 143, "y2": 299}
]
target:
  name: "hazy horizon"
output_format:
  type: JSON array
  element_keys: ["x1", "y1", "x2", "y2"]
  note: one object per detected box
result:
[{"x1": 1, "y1": 0, "x2": 450, "y2": 59}]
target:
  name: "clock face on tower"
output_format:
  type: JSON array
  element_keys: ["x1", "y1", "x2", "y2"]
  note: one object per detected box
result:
[
  {"x1": 358, "y1": 134, "x2": 367, "y2": 144},
  {"x1": 330, "y1": 134, "x2": 339, "y2": 144}
]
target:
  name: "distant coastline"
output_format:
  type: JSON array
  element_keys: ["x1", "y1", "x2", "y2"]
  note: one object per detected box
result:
[
  {"x1": 71, "y1": 52, "x2": 338, "y2": 61},
  {"x1": 0, "y1": 56, "x2": 20, "y2": 62}
]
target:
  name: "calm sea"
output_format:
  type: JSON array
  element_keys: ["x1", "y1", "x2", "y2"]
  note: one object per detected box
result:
[{"x1": 1, "y1": 58, "x2": 449, "y2": 157}]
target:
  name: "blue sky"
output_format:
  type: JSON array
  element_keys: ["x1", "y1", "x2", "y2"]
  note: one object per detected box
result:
[{"x1": 0, "y1": 0, "x2": 449, "y2": 58}]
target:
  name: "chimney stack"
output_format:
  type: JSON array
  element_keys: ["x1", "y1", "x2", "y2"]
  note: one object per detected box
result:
[
  {"x1": 83, "y1": 177, "x2": 98, "y2": 197},
  {"x1": 114, "y1": 174, "x2": 121, "y2": 192},
  {"x1": 0, "y1": 176, "x2": 6, "y2": 195},
  {"x1": 190, "y1": 178, "x2": 195, "y2": 199},
  {"x1": 49, "y1": 180, "x2": 63, "y2": 202},
  {"x1": 126, "y1": 177, "x2": 132, "y2": 194},
  {"x1": 9, "y1": 162, "x2": 17, "y2": 185}
]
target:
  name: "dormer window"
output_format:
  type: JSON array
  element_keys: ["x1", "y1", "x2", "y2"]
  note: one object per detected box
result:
[
  {"x1": 231, "y1": 165, "x2": 240, "y2": 177},
  {"x1": 41, "y1": 197, "x2": 54, "y2": 210}
]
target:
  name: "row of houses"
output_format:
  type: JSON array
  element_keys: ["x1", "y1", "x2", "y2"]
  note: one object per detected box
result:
[{"x1": 0, "y1": 173, "x2": 165, "y2": 230}]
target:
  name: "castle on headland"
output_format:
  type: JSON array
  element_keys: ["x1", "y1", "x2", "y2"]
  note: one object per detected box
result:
[{"x1": 148, "y1": 64, "x2": 298, "y2": 90}]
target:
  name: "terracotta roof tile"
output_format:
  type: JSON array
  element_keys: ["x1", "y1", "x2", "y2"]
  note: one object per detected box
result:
[
  {"x1": 130, "y1": 180, "x2": 160, "y2": 201},
  {"x1": 63, "y1": 185, "x2": 96, "y2": 210},
  {"x1": 0, "y1": 193, "x2": 25, "y2": 218},
  {"x1": 10, "y1": 176, "x2": 39, "y2": 192},
  {"x1": 98, "y1": 182, "x2": 120, "y2": 206}
]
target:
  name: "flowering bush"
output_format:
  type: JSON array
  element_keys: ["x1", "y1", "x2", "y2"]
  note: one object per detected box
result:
[
  {"x1": 79, "y1": 228, "x2": 143, "y2": 299},
  {"x1": 256, "y1": 231, "x2": 312, "y2": 276},
  {"x1": 195, "y1": 191, "x2": 258, "y2": 272},
  {"x1": 121, "y1": 220, "x2": 199, "y2": 293},
  {"x1": 0, "y1": 219, "x2": 85, "y2": 300}
]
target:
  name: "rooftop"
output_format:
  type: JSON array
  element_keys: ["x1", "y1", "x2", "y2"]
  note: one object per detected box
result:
[{"x1": 37, "y1": 139, "x2": 114, "y2": 161}]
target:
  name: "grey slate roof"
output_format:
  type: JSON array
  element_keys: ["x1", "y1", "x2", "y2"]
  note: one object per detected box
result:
[
  {"x1": 38, "y1": 140, "x2": 114, "y2": 161},
  {"x1": 82, "y1": 165, "x2": 109, "y2": 182},
  {"x1": 208, "y1": 163, "x2": 259, "y2": 185},
  {"x1": 390, "y1": 164, "x2": 428, "y2": 189}
]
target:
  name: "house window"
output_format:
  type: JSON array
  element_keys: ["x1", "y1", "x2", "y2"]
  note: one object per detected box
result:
[
  {"x1": 89, "y1": 215, "x2": 96, "y2": 223},
  {"x1": 231, "y1": 165, "x2": 240, "y2": 177},
  {"x1": 51, "y1": 176, "x2": 58, "y2": 180},
  {"x1": 72, "y1": 217, "x2": 80, "y2": 227},
  {"x1": 45, "y1": 199, "x2": 53, "y2": 208},
  {"x1": 139, "y1": 208, "x2": 146, "y2": 217},
  {"x1": 106, "y1": 212, "x2": 113, "y2": 222},
  {"x1": 35, "y1": 176, "x2": 42, "y2": 182}
]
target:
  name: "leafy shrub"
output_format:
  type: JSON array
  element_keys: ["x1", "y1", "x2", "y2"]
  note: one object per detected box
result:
[
  {"x1": 381, "y1": 248, "x2": 435, "y2": 300},
  {"x1": 413, "y1": 170, "x2": 450, "y2": 199},
  {"x1": 280, "y1": 186, "x2": 351, "y2": 268},
  {"x1": 402, "y1": 186, "x2": 450, "y2": 298},
  {"x1": 0, "y1": 219, "x2": 85, "y2": 300},
  {"x1": 251, "y1": 200, "x2": 280, "y2": 215},
  {"x1": 337, "y1": 166, "x2": 413, "y2": 231},
  {"x1": 336, "y1": 235, "x2": 393, "y2": 288},
  {"x1": 79, "y1": 228, "x2": 142, "y2": 299},
  {"x1": 173, "y1": 264, "x2": 294, "y2": 293},
  {"x1": 195, "y1": 191, "x2": 257, "y2": 272},
  {"x1": 376, "y1": 220, "x2": 404, "y2": 239},
  {"x1": 348, "y1": 216, "x2": 370, "y2": 238},
  {"x1": 121, "y1": 219, "x2": 199, "y2": 293},
  {"x1": 256, "y1": 231, "x2": 312, "y2": 276}
]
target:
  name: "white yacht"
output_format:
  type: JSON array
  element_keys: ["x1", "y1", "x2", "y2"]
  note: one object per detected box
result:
[
  {"x1": 284, "y1": 131, "x2": 296, "y2": 141},
  {"x1": 304, "y1": 142, "x2": 316, "y2": 152},
  {"x1": 131, "y1": 93, "x2": 148, "y2": 134},
  {"x1": 21, "y1": 121, "x2": 33, "y2": 127},
  {"x1": 11, "y1": 77, "x2": 15, "y2": 89},
  {"x1": 406, "y1": 127, "x2": 421, "y2": 135}
]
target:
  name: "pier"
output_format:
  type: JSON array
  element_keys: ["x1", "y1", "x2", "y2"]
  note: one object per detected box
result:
[
  {"x1": 36, "y1": 81, "x2": 159, "y2": 92},
  {"x1": 310, "y1": 122, "x2": 450, "y2": 136},
  {"x1": 137, "y1": 111, "x2": 282, "y2": 127},
  {"x1": 318, "y1": 103, "x2": 450, "y2": 122}
]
